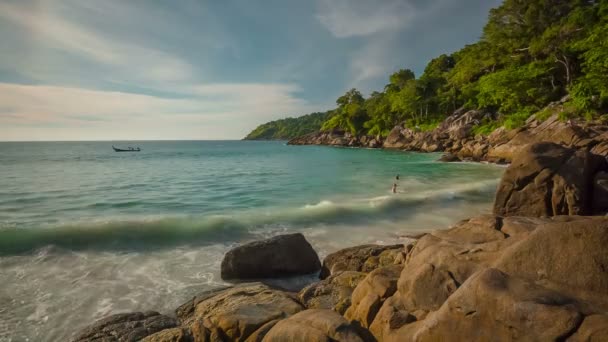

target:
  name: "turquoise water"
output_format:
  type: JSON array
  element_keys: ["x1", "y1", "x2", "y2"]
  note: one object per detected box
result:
[{"x1": 0, "y1": 141, "x2": 504, "y2": 341}]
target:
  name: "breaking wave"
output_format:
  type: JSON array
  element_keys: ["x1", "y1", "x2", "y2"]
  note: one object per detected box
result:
[{"x1": 0, "y1": 179, "x2": 498, "y2": 255}]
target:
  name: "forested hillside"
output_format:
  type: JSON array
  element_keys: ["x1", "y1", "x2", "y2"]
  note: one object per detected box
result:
[
  {"x1": 244, "y1": 112, "x2": 329, "y2": 140},
  {"x1": 246, "y1": 0, "x2": 608, "y2": 139}
]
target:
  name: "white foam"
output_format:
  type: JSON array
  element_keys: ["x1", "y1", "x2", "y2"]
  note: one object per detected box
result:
[{"x1": 303, "y1": 200, "x2": 334, "y2": 209}]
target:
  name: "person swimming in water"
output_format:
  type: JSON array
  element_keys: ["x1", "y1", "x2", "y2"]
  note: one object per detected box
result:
[
  {"x1": 392, "y1": 183, "x2": 398, "y2": 193},
  {"x1": 396, "y1": 174, "x2": 400, "y2": 180}
]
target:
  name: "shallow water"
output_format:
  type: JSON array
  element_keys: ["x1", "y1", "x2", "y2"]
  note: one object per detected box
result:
[{"x1": 0, "y1": 141, "x2": 504, "y2": 341}]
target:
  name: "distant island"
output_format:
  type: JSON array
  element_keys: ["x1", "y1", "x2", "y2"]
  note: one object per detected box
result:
[
  {"x1": 244, "y1": 112, "x2": 329, "y2": 140},
  {"x1": 246, "y1": 0, "x2": 608, "y2": 142}
]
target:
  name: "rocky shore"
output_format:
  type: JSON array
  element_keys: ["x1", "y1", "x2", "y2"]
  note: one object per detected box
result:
[
  {"x1": 288, "y1": 100, "x2": 608, "y2": 165},
  {"x1": 71, "y1": 141, "x2": 608, "y2": 341}
]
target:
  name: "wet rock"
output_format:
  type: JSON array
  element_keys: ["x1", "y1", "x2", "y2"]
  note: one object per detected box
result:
[
  {"x1": 319, "y1": 244, "x2": 405, "y2": 279},
  {"x1": 262, "y1": 309, "x2": 364, "y2": 342},
  {"x1": 221, "y1": 233, "x2": 321, "y2": 280},
  {"x1": 383, "y1": 126, "x2": 409, "y2": 149},
  {"x1": 72, "y1": 311, "x2": 178, "y2": 342}
]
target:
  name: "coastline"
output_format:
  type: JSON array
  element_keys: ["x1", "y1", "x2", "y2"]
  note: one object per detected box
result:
[
  {"x1": 1, "y1": 142, "x2": 506, "y2": 342},
  {"x1": 72, "y1": 141, "x2": 608, "y2": 341},
  {"x1": 284, "y1": 102, "x2": 608, "y2": 166}
]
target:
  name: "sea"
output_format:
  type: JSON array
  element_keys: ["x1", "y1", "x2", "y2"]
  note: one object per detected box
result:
[{"x1": 0, "y1": 140, "x2": 505, "y2": 341}]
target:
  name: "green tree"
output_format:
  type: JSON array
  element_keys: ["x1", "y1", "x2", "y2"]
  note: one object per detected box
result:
[{"x1": 322, "y1": 89, "x2": 369, "y2": 134}]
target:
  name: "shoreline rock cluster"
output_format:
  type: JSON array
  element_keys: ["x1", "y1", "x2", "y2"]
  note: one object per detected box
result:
[
  {"x1": 73, "y1": 142, "x2": 608, "y2": 341},
  {"x1": 288, "y1": 101, "x2": 608, "y2": 165}
]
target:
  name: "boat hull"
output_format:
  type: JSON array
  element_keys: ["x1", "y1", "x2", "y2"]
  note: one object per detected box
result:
[{"x1": 112, "y1": 146, "x2": 140, "y2": 152}]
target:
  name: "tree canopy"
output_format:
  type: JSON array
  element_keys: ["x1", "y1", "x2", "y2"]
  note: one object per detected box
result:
[
  {"x1": 244, "y1": 112, "x2": 329, "y2": 140},
  {"x1": 246, "y1": 0, "x2": 608, "y2": 139}
]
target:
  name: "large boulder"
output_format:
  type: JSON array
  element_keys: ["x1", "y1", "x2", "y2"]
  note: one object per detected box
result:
[
  {"x1": 493, "y1": 142, "x2": 606, "y2": 217},
  {"x1": 494, "y1": 217, "x2": 608, "y2": 296},
  {"x1": 72, "y1": 311, "x2": 178, "y2": 342},
  {"x1": 456, "y1": 140, "x2": 489, "y2": 161},
  {"x1": 344, "y1": 265, "x2": 402, "y2": 329},
  {"x1": 319, "y1": 244, "x2": 405, "y2": 279},
  {"x1": 298, "y1": 271, "x2": 367, "y2": 314},
  {"x1": 221, "y1": 233, "x2": 321, "y2": 280},
  {"x1": 486, "y1": 114, "x2": 602, "y2": 162},
  {"x1": 383, "y1": 126, "x2": 409, "y2": 149},
  {"x1": 365, "y1": 215, "x2": 608, "y2": 341},
  {"x1": 176, "y1": 283, "x2": 303, "y2": 341},
  {"x1": 436, "y1": 109, "x2": 489, "y2": 141},
  {"x1": 262, "y1": 309, "x2": 364, "y2": 342},
  {"x1": 365, "y1": 216, "x2": 525, "y2": 341},
  {"x1": 388, "y1": 268, "x2": 584, "y2": 341}
]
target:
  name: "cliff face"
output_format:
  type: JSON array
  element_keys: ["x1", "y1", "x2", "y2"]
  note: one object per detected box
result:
[{"x1": 287, "y1": 102, "x2": 608, "y2": 164}]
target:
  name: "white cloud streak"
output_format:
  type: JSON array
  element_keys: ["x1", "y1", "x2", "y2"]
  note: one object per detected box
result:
[
  {"x1": 0, "y1": 83, "x2": 321, "y2": 141},
  {"x1": 316, "y1": 0, "x2": 417, "y2": 38},
  {"x1": 0, "y1": 1, "x2": 323, "y2": 140},
  {"x1": 0, "y1": 1, "x2": 194, "y2": 84},
  {"x1": 318, "y1": 0, "x2": 454, "y2": 87}
]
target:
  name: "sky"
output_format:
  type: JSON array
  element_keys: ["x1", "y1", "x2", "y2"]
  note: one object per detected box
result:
[{"x1": 0, "y1": 0, "x2": 502, "y2": 141}]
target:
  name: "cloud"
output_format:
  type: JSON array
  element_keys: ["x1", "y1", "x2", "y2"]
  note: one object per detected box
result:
[
  {"x1": 316, "y1": 0, "x2": 418, "y2": 38},
  {"x1": 0, "y1": 83, "x2": 322, "y2": 141},
  {"x1": 0, "y1": 1, "x2": 195, "y2": 84},
  {"x1": 336, "y1": 0, "x2": 498, "y2": 89},
  {"x1": 0, "y1": 0, "x2": 502, "y2": 140},
  {"x1": 349, "y1": 37, "x2": 398, "y2": 88}
]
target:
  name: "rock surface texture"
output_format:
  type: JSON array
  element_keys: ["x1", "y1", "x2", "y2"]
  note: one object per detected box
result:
[
  {"x1": 364, "y1": 215, "x2": 608, "y2": 342},
  {"x1": 298, "y1": 271, "x2": 367, "y2": 314},
  {"x1": 220, "y1": 233, "x2": 321, "y2": 280},
  {"x1": 493, "y1": 142, "x2": 607, "y2": 217},
  {"x1": 319, "y1": 244, "x2": 406, "y2": 279},
  {"x1": 176, "y1": 283, "x2": 303, "y2": 341},
  {"x1": 262, "y1": 309, "x2": 364, "y2": 342},
  {"x1": 72, "y1": 311, "x2": 178, "y2": 342}
]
